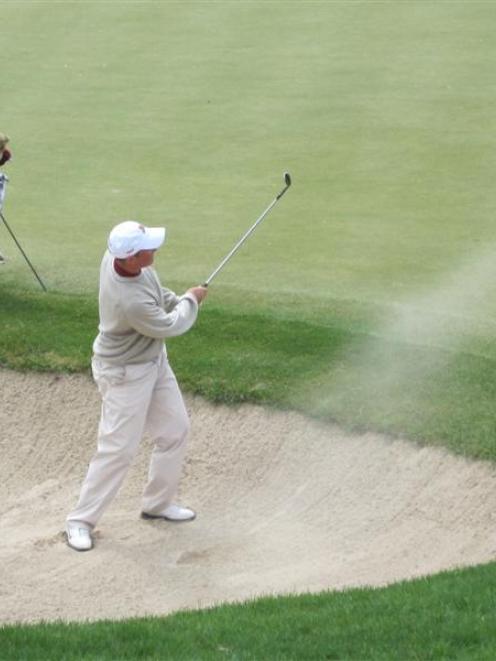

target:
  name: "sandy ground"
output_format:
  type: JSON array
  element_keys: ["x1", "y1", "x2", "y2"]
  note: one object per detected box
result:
[{"x1": 1, "y1": 367, "x2": 496, "y2": 625}]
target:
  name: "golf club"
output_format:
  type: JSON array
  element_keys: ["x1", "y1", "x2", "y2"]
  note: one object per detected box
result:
[
  {"x1": 0, "y1": 173, "x2": 47, "y2": 292},
  {"x1": 203, "y1": 172, "x2": 292, "y2": 287}
]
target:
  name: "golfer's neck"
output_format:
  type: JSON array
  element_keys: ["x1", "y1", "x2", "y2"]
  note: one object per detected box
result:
[{"x1": 113, "y1": 259, "x2": 141, "y2": 277}]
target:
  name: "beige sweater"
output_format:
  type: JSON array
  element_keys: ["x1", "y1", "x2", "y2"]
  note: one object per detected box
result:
[{"x1": 92, "y1": 251, "x2": 198, "y2": 364}]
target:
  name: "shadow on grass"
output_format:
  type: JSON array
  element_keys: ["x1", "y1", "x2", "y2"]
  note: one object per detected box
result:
[
  {"x1": 0, "y1": 287, "x2": 97, "y2": 372},
  {"x1": 172, "y1": 306, "x2": 354, "y2": 405}
]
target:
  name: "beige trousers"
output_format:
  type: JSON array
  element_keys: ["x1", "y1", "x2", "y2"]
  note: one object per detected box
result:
[{"x1": 67, "y1": 349, "x2": 190, "y2": 528}]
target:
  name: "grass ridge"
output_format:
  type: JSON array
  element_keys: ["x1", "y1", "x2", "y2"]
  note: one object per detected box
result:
[{"x1": 2, "y1": 287, "x2": 496, "y2": 459}]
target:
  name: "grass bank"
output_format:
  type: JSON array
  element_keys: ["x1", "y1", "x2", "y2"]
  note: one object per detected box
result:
[
  {"x1": 2, "y1": 287, "x2": 496, "y2": 461},
  {"x1": 2, "y1": 562, "x2": 496, "y2": 660}
]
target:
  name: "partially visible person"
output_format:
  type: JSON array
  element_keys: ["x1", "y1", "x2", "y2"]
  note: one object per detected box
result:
[
  {"x1": 66, "y1": 220, "x2": 208, "y2": 551},
  {"x1": 0, "y1": 132, "x2": 11, "y2": 264},
  {"x1": 0, "y1": 133, "x2": 11, "y2": 167}
]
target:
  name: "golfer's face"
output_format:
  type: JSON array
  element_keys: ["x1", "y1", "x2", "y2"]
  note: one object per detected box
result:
[{"x1": 136, "y1": 249, "x2": 156, "y2": 268}]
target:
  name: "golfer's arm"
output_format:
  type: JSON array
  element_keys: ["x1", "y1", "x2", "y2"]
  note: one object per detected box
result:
[
  {"x1": 161, "y1": 287, "x2": 181, "y2": 312},
  {"x1": 127, "y1": 294, "x2": 198, "y2": 339}
]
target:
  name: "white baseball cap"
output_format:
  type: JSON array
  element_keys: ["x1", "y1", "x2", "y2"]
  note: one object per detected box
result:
[{"x1": 108, "y1": 220, "x2": 166, "y2": 258}]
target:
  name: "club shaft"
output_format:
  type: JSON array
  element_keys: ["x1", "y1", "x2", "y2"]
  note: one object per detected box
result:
[
  {"x1": 204, "y1": 181, "x2": 290, "y2": 287},
  {"x1": 0, "y1": 211, "x2": 47, "y2": 292}
]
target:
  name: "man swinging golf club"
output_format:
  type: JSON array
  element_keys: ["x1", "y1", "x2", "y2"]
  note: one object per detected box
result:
[{"x1": 66, "y1": 220, "x2": 207, "y2": 551}]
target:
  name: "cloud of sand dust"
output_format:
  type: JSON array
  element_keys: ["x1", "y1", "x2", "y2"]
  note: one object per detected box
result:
[
  {"x1": 301, "y1": 245, "x2": 496, "y2": 425},
  {"x1": 380, "y1": 246, "x2": 496, "y2": 354}
]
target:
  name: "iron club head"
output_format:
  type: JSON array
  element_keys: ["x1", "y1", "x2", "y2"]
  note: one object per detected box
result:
[{"x1": 276, "y1": 172, "x2": 292, "y2": 200}]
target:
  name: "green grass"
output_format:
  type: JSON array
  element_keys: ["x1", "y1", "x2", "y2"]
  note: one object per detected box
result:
[
  {"x1": 3, "y1": 0, "x2": 496, "y2": 459},
  {"x1": 2, "y1": 0, "x2": 496, "y2": 308},
  {"x1": 0, "y1": 288, "x2": 96, "y2": 372},
  {"x1": 3, "y1": 0, "x2": 496, "y2": 657},
  {"x1": 3, "y1": 562, "x2": 496, "y2": 660}
]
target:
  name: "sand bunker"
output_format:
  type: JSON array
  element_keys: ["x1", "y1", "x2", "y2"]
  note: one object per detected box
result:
[{"x1": 1, "y1": 367, "x2": 496, "y2": 625}]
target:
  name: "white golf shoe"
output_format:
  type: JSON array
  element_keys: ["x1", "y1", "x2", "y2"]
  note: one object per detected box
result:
[
  {"x1": 66, "y1": 522, "x2": 93, "y2": 551},
  {"x1": 141, "y1": 504, "x2": 196, "y2": 522}
]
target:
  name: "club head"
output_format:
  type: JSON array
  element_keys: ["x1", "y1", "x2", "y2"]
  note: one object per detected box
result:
[{"x1": 284, "y1": 172, "x2": 292, "y2": 187}]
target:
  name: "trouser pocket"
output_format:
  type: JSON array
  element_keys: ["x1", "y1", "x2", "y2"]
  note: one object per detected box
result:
[{"x1": 91, "y1": 358, "x2": 126, "y2": 395}]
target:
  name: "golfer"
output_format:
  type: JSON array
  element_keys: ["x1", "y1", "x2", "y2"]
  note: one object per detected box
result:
[{"x1": 66, "y1": 220, "x2": 207, "y2": 551}]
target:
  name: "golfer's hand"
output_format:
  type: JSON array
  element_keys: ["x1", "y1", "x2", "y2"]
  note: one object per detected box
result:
[{"x1": 188, "y1": 286, "x2": 208, "y2": 304}]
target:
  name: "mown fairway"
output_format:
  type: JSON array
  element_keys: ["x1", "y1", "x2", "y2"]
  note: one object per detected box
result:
[
  {"x1": 2, "y1": 1, "x2": 496, "y2": 658},
  {"x1": 2, "y1": 1, "x2": 495, "y2": 308}
]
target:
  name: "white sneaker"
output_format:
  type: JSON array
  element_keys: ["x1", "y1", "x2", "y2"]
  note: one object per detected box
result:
[
  {"x1": 66, "y1": 522, "x2": 93, "y2": 551},
  {"x1": 141, "y1": 504, "x2": 196, "y2": 522}
]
